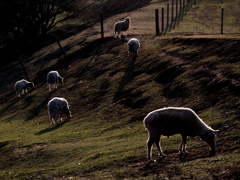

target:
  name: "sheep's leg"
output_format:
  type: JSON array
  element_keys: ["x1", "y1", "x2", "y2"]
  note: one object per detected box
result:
[
  {"x1": 59, "y1": 113, "x2": 62, "y2": 122},
  {"x1": 49, "y1": 84, "x2": 51, "y2": 91},
  {"x1": 25, "y1": 88, "x2": 28, "y2": 93},
  {"x1": 118, "y1": 28, "x2": 122, "y2": 38},
  {"x1": 53, "y1": 115, "x2": 58, "y2": 125},
  {"x1": 179, "y1": 138, "x2": 184, "y2": 153},
  {"x1": 147, "y1": 137, "x2": 155, "y2": 161},
  {"x1": 155, "y1": 136, "x2": 166, "y2": 157},
  {"x1": 50, "y1": 112, "x2": 58, "y2": 125},
  {"x1": 50, "y1": 117, "x2": 54, "y2": 125},
  {"x1": 181, "y1": 135, "x2": 188, "y2": 156}
]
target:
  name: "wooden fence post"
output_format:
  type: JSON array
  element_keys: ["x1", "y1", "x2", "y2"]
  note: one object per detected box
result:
[
  {"x1": 162, "y1": 8, "x2": 164, "y2": 33},
  {"x1": 180, "y1": 0, "x2": 182, "y2": 14},
  {"x1": 167, "y1": 3, "x2": 169, "y2": 28},
  {"x1": 100, "y1": 12, "x2": 104, "y2": 39},
  {"x1": 183, "y1": 0, "x2": 185, "y2": 14},
  {"x1": 176, "y1": 0, "x2": 178, "y2": 19},
  {"x1": 172, "y1": 0, "x2": 174, "y2": 22},
  {"x1": 221, "y1": 8, "x2": 224, "y2": 34},
  {"x1": 155, "y1": 9, "x2": 160, "y2": 35}
]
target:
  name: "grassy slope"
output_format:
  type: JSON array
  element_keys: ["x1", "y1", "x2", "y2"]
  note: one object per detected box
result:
[{"x1": 0, "y1": 0, "x2": 240, "y2": 179}]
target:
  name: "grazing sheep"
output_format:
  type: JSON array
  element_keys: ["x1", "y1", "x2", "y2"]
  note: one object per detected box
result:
[
  {"x1": 114, "y1": 17, "x2": 131, "y2": 38},
  {"x1": 127, "y1": 38, "x2": 140, "y2": 60},
  {"x1": 143, "y1": 107, "x2": 219, "y2": 161},
  {"x1": 14, "y1": 79, "x2": 34, "y2": 98},
  {"x1": 48, "y1": 97, "x2": 72, "y2": 125},
  {"x1": 47, "y1": 71, "x2": 63, "y2": 91}
]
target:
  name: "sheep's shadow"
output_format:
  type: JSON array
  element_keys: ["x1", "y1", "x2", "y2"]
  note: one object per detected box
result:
[
  {"x1": 113, "y1": 57, "x2": 136, "y2": 102},
  {"x1": 107, "y1": 36, "x2": 127, "y2": 53},
  {"x1": 26, "y1": 92, "x2": 52, "y2": 121},
  {"x1": 144, "y1": 152, "x2": 212, "y2": 169},
  {"x1": 179, "y1": 153, "x2": 214, "y2": 162},
  {"x1": 35, "y1": 119, "x2": 70, "y2": 135}
]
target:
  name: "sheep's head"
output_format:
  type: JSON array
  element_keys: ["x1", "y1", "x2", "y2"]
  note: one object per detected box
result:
[
  {"x1": 59, "y1": 77, "x2": 64, "y2": 84},
  {"x1": 65, "y1": 105, "x2": 72, "y2": 119},
  {"x1": 200, "y1": 130, "x2": 219, "y2": 156},
  {"x1": 29, "y1": 82, "x2": 34, "y2": 89},
  {"x1": 125, "y1": 17, "x2": 131, "y2": 22}
]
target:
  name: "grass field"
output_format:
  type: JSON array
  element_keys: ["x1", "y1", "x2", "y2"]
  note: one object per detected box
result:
[{"x1": 0, "y1": 0, "x2": 240, "y2": 179}]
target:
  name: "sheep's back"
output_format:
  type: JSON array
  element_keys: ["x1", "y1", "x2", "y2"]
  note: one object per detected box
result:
[
  {"x1": 128, "y1": 39, "x2": 140, "y2": 51},
  {"x1": 48, "y1": 97, "x2": 68, "y2": 111},
  {"x1": 47, "y1": 72, "x2": 58, "y2": 83},
  {"x1": 144, "y1": 108, "x2": 200, "y2": 136},
  {"x1": 15, "y1": 80, "x2": 27, "y2": 90}
]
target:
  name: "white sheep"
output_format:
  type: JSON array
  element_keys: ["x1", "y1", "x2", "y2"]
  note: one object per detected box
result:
[
  {"x1": 114, "y1": 17, "x2": 131, "y2": 38},
  {"x1": 127, "y1": 38, "x2": 140, "y2": 60},
  {"x1": 14, "y1": 79, "x2": 34, "y2": 98},
  {"x1": 143, "y1": 107, "x2": 219, "y2": 161},
  {"x1": 48, "y1": 97, "x2": 72, "y2": 125},
  {"x1": 47, "y1": 71, "x2": 63, "y2": 91}
]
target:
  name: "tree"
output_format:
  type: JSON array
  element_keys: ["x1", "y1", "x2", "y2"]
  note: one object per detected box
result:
[{"x1": 0, "y1": 0, "x2": 75, "y2": 40}]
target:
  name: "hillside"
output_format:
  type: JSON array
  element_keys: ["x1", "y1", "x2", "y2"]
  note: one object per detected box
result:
[{"x1": 0, "y1": 0, "x2": 240, "y2": 179}]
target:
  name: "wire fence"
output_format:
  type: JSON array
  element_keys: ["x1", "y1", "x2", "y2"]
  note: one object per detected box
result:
[{"x1": 98, "y1": 0, "x2": 240, "y2": 38}]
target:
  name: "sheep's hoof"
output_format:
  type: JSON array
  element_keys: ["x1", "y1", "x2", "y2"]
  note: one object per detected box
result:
[
  {"x1": 148, "y1": 158, "x2": 153, "y2": 163},
  {"x1": 209, "y1": 150, "x2": 216, "y2": 156},
  {"x1": 179, "y1": 152, "x2": 189, "y2": 159},
  {"x1": 184, "y1": 152, "x2": 189, "y2": 158},
  {"x1": 160, "y1": 154, "x2": 166, "y2": 157}
]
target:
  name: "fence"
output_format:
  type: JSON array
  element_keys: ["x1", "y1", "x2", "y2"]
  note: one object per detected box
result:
[
  {"x1": 98, "y1": 0, "x2": 240, "y2": 38},
  {"x1": 154, "y1": 0, "x2": 197, "y2": 35},
  {"x1": 99, "y1": 0, "x2": 197, "y2": 37}
]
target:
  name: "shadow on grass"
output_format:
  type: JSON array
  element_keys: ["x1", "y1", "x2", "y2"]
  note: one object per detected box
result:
[
  {"x1": 26, "y1": 92, "x2": 52, "y2": 121},
  {"x1": 68, "y1": 36, "x2": 124, "y2": 91},
  {"x1": 35, "y1": 119, "x2": 70, "y2": 135},
  {"x1": 113, "y1": 57, "x2": 136, "y2": 102}
]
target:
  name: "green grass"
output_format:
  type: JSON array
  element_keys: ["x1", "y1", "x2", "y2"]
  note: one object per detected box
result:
[{"x1": 0, "y1": 0, "x2": 240, "y2": 179}]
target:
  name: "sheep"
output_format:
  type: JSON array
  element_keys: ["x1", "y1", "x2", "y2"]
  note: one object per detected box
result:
[
  {"x1": 47, "y1": 71, "x2": 63, "y2": 91},
  {"x1": 127, "y1": 38, "x2": 140, "y2": 60},
  {"x1": 48, "y1": 97, "x2": 72, "y2": 125},
  {"x1": 143, "y1": 107, "x2": 219, "y2": 162},
  {"x1": 114, "y1": 17, "x2": 131, "y2": 38},
  {"x1": 14, "y1": 79, "x2": 34, "y2": 98}
]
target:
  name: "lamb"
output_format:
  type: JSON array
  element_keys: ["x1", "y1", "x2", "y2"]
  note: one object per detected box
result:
[
  {"x1": 14, "y1": 79, "x2": 34, "y2": 98},
  {"x1": 143, "y1": 107, "x2": 219, "y2": 162},
  {"x1": 114, "y1": 17, "x2": 131, "y2": 38},
  {"x1": 47, "y1": 71, "x2": 63, "y2": 91},
  {"x1": 48, "y1": 97, "x2": 72, "y2": 125},
  {"x1": 127, "y1": 38, "x2": 140, "y2": 60}
]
